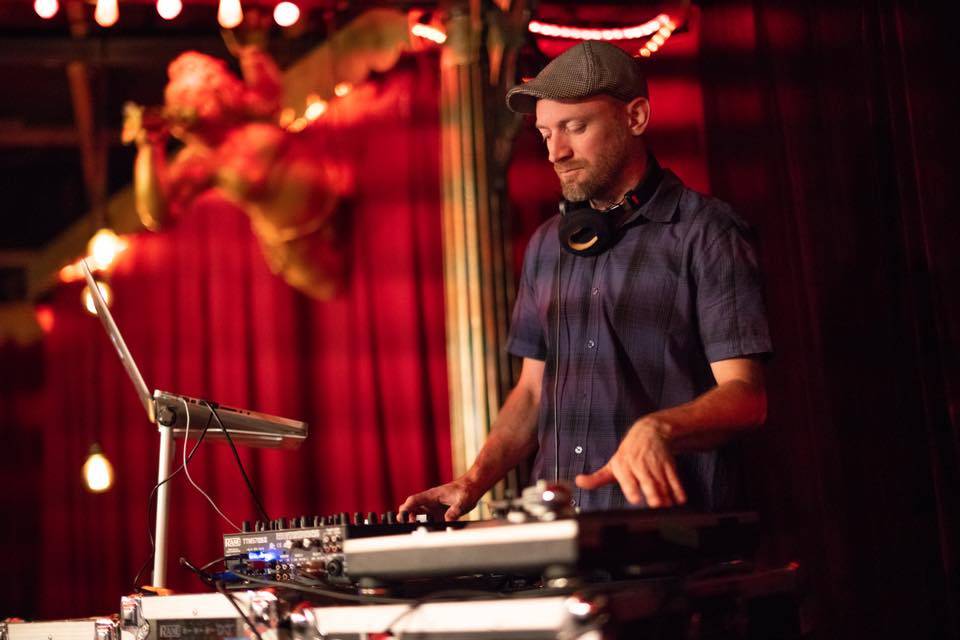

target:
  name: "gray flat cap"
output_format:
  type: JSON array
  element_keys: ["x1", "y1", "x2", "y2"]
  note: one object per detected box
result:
[{"x1": 506, "y1": 41, "x2": 648, "y2": 114}]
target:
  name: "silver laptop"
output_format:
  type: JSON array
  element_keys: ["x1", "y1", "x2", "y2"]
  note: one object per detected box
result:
[{"x1": 80, "y1": 259, "x2": 307, "y2": 449}]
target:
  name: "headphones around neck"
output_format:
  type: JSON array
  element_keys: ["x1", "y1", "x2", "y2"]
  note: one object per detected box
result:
[{"x1": 557, "y1": 159, "x2": 664, "y2": 257}]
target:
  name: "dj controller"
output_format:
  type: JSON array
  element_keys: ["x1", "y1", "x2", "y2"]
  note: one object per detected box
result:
[{"x1": 4, "y1": 483, "x2": 803, "y2": 640}]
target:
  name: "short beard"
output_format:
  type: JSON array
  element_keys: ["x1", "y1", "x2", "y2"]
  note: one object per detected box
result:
[{"x1": 557, "y1": 128, "x2": 632, "y2": 203}]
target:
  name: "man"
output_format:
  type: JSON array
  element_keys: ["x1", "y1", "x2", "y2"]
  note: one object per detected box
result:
[{"x1": 400, "y1": 41, "x2": 772, "y2": 519}]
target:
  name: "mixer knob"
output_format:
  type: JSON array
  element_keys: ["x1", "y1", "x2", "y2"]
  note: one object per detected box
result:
[
  {"x1": 254, "y1": 520, "x2": 264, "y2": 531},
  {"x1": 366, "y1": 511, "x2": 378, "y2": 525},
  {"x1": 383, "y1": 511, "x2": 396, "y2": 524},
  {"x1": 241, "y1": 520, "x2": 251, "y2": 532},
  {"x1": 352, "y1": 512, "x2": 364, "y2": 525},
  {"x1": 338, "y1": 512, "x2": 349, "y2": 525},
  {"x1": 326, "y1": 559, "x2": 343, "y2": 576},
  {"x1": 312, "y1": 515, "x2": 323, "y2": 527}
]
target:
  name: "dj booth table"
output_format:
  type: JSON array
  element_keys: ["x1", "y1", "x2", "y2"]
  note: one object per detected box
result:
[{"x1": 1, "y1": 563, "x2": 802, "y2": 640}]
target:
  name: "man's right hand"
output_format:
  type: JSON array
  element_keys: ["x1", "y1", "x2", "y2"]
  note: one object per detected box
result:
[{"x1": 398, "y1": 478, "x2": 482, "y2": 522}]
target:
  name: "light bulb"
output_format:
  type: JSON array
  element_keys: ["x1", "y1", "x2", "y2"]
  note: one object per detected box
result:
[
  {"x1": 304, "y1": 98, "x2": 327, "y2": 121},
  {"x1": 273, "y1": 2, "x2": 300, "y2": 27},
  {"x1": 94, "y1": 0, "x2": 119, "y2": 27},
  {"x1": 34, "y1": 0, "x2": 59, "y2": 19},
  {"x1": 82, "y1": 280, "x2": 113, "y2": 316},
  {"x1": 83, "y1": 444, "x2": 114, "y2": 493},
  {"x1": 87, "y1": 228, "x2": 128, "y2": 271},
  {"x1": 218, "y1": 0, "x2": 243, "y2": 29},
  {"x1": 157, "y1": 0, "x2": 182, "y2": 20}
]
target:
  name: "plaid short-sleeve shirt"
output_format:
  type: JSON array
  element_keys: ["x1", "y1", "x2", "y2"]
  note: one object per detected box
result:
[{"x1": 506, "y1": 168, "x2": 773, "y2": 512}]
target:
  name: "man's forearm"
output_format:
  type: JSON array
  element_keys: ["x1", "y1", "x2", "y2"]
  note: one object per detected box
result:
[
  {"x1": 645, "y1": 379, "x2": 767, "y2": 452},
  {"x1": 460, "y1": 383, "x2": 541, "y2": 494}
]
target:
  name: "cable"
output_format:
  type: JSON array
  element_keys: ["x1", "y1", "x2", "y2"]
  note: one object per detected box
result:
[
  {"x1": 180, "y1": 558, "x2": 265, "y2": 640},
  {"x1": 200, "y1": 554, "x2": 245, "y2": 572},
  {"x1": 203, "y1": 401, "x2": 271, "y2": 523},
  {"x1": 182, "y1": 397, "x2": 241, "y2": 532},
  {"x1": 132, "y1": 414, "x2": 214, "y2": 589},
  {"x1": 230, "y1": 571, "x2": 413, "y2": 604},
  {"x1": 554, "y1": 245, "x2": 562, "y2": 484}
]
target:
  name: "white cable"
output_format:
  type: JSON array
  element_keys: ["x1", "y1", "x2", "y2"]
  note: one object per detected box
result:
[{"x1": 181, "y1": 397, "x2": 242, "y2": 532}]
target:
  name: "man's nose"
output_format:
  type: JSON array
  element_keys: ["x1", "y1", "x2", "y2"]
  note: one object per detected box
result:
[{"x1": 547, "y1": 135, "x2": 572, "y2": 164}]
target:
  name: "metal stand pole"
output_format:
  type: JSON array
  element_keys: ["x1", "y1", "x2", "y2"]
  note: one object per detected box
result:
[{"x1": 152, "y1": 424, "x2": 175, "y2": 588}]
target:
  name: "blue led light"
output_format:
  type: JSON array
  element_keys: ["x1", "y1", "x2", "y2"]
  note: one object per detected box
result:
[{"x1": 247, "y1": 550, "x2": 280, "y2": 562}]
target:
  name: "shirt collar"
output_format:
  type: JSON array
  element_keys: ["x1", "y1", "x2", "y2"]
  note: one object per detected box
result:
[{"x1": 622, "y1": 167, "x2": 684, "y2": 225}]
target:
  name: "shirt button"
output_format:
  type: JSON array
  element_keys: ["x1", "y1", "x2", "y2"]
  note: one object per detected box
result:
[
  {"x1": 574, "y1": 445, "x2": 583, "y2": 454},
  {"x1": 586, "y1": 339, "x2": 596, "y2": 349},
  {"x1": 591, "y1": 287, "x2": 599, "y2": 296}
]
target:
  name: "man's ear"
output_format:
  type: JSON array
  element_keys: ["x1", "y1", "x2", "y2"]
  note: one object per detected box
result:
[{"x1": 625, "y1": 97, "x2": 651, "y2": 136}]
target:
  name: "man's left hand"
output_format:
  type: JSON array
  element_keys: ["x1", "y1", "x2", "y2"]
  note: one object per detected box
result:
[{"x1": 574, "y1": 417, "x2": 687, "y2": 508}]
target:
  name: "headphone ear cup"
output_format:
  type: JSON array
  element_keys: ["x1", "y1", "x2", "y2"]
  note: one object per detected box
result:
[{"x1": 558, "y1": 208, "x2": 617, "y2": 256}]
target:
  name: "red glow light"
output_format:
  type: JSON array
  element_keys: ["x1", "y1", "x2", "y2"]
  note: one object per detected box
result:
[{"x1": 35, "y1": 306, "x2": 55, "y2": 334}]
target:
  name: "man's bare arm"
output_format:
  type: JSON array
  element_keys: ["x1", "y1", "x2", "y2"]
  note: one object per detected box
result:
[
  {"x1": 576, "y1": 357, "x2": 767, "y2": 507},
  {"x1": 399, "y1": 357, "x2": 544, "y2": 521}
]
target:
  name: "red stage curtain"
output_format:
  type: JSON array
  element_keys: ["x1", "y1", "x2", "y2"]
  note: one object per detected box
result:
[
  {"x1": 1, "y1": 52, "x2": 449, "y2": 618},
  {"x1": 697, "y1": 3, "x2": 959, "y2": 638}
]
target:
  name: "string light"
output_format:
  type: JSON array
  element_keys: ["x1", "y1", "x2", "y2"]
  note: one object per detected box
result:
[
  {"x1": 333, "y1": 82, "x2": 352, "y2": 97},
  {"x1": 218, "y1": 0, "x2": 243, "y2": 29},
  {"x1": 411, "y1": 23, "x2": 447, "y2": 44},
  {"x1": 273, "y1": 2, "x2": 300, "y2": 27},
  {"x1": 528, "y1": 14, "x2": 669, "y2": 41},
  {"x1": 638, "y1": 17, "x2": 676, "y2": 58},
  {"x1": 94, "y1": 0, "x2": 119, "y2": 27},
  {"x1": 82, "y1": 280, "x2": 113, "y2": 316},
  {"x1": 34, "y1": 0, "x2": 59, "y2": 19},
  {"x1": 156, "y1": 0, "x2": 182, "y2": 20},
  {"x1": 304, "y1": 97, "x2": 328, "y2": 121},
  {"x1": 82, "y1": 444, "x2": 114, "y2": 493}
]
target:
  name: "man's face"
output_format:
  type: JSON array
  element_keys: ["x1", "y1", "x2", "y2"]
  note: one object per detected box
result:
[{"x1": 535, "y1": 96, "x2": 632, "y2": 203}]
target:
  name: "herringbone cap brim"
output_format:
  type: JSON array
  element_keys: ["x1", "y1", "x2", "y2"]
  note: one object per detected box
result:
[{"x1": 506, "y1": 41, "x2": 648, "y2": 114}]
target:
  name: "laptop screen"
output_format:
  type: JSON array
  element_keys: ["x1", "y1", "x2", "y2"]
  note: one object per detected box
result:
[{"x1": 80, "y1": 259, "x2": 153, "y2": 417}]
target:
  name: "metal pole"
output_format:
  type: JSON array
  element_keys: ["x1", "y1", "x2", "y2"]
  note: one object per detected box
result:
[{"x1": 152, "y1": 424, "x2": 175, "y2": 587}]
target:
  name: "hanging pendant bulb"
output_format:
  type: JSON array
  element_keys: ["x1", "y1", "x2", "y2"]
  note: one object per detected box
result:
[
  {"x1": 82, "y1": 444, "x2": 115, "y2": 493},
  {"x1": 94, "y1": 0, "x2": 119, "y2": 27},
  {"x1": 156, "y1": 0, "x2": 183, "y2": 20},
  {"x1": 218, "y1": 0, "x2": 243, "y2": 29},
  {"x1": 34, "y1": 0, "x2": 59, "y2": 19}
]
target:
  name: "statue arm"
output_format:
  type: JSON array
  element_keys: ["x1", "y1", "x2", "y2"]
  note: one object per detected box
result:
[
  {"x1": 238, "y1": 47, "x2": 283, "y2": 118},
  {"x1": 124, "y1": 102, "x2": 215, "y2": 229}
]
